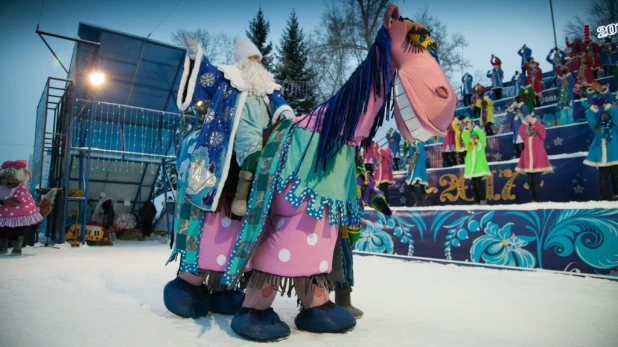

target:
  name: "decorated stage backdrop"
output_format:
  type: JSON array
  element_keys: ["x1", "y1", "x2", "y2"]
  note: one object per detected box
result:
[
  {"x1": 386, "y1": 153, "x2": 600, "y2": 206},
  {"x1": 356, "y1": 207, "x2": 618, "y2": 277}
]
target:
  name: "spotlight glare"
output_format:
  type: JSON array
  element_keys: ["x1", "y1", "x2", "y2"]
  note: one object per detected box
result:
[{"x1": 90, "y1": 72, "x2": 105, "y2": 86}]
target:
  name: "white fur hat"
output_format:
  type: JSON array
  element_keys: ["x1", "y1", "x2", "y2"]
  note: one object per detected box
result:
[{"x1": 234, "y1": 40, "x2": 262, "y2": 63}]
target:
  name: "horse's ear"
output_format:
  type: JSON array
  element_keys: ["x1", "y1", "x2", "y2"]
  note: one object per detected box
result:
[{"x1": 383, "y1": 4, "x2": 400, "y2": 29}]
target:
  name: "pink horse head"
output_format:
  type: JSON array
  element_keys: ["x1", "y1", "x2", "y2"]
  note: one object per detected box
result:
[{"x1": 383, "y1": 4, "x2": 456, "y2": 142}]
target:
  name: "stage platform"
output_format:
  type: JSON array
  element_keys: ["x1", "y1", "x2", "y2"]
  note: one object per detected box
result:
[
  {"x1": 386, "y1": 152, "x2": 604, "y2": 206},
  {"x1": 355, "y1": 202, "x2": 618, "y2": 278}
]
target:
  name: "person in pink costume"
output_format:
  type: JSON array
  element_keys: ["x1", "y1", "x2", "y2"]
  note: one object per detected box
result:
[
  {"x1": 165, "y1": 4, "x2": 456, "y2": 342},
  {"x1": 515, "y1": 116, "x2": 553, "y2": 202},
  {"x1": 362, "y1": 141, "x2": 380, "y2": 173},
  {"x1": 374, "y1": 147, "x2": 395, "y2": 202},
  {"x1": 442, "y1": 121, "x2": 457, "y2": 167},
  {"x1": 0, "y1": 160, "x2": 43, "y2": 255}
]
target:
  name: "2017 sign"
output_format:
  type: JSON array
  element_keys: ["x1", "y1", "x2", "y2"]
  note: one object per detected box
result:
[{"x1": 598, "y1": 23, "x2": 618, "y2": 38}]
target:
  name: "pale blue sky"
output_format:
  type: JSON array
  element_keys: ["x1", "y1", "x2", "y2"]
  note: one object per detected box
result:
[{"x1": 0, "y1": 0, "x2": 588, "y2": 163}]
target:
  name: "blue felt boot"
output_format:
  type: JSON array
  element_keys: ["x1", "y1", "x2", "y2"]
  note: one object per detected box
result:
[
  {"x1": 294, "y1": 301, "x2": 356, "y2": 333},
  {"x1": 163, "y1": 277, "x2": 211, "y2": 318},
  {"x1": 231, "y1": 307, "x2": 291, "y2": 342},
  {"x1": 210, "y1": 289, "x2": 245, "y2": 315}
]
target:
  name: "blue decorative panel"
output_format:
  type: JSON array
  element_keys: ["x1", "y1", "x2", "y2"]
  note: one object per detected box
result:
[{"x1": 357, "y1": 208, "x2": 618, "y2": 277}]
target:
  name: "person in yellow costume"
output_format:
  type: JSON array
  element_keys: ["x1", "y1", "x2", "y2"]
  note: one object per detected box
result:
[{"x1": 474, "y1": 96, "x2": 495, "y2": 135}]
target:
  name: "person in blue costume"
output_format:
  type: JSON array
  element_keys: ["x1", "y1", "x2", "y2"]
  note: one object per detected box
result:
[
  {"x1": 405, "y1": 141, "x2": 429, "y2": 206},
  {"x1": 487, "y1": 55, "x2": 504, "y2": 100},
  {"x1": 518, "y1": 44, "x2": 532, "y2": 75},
  {"x1": 387, "y1": 128, "x2": 402, "y2": 170},
  {"x1": 511, "y1": 71, "x2": 527, "y2": 96},
  {"x1": 164, "y1": 33, "x2": 294, "y2": 323},
  {"x1": 461, "y1": 72, "x2": 473, "y2": 106},
  {"x1": 546, "y1": 48, "x2": 566, "y2": 86},
  {"x1": 582, "y1": 88, "x2": 618, "y2": 200},
  {"x1": 506, "y1": 98, "x2": 529, "y2": 158},
  {"x1": 557, "y1": 65, "x2": 575, "y2": 125}
]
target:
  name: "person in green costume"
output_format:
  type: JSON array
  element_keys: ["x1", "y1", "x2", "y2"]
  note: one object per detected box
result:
[
  {"x1": 519, "y1": 86, "x2": 536, "y2": 114},
  {"x1": 461, "y1": 119, "x2": 492, "y2": 205}
]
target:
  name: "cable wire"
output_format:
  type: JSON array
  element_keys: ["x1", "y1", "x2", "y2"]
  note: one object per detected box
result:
[{"x1": 146, "y1": 0, "x2": 183, "y2": 39}]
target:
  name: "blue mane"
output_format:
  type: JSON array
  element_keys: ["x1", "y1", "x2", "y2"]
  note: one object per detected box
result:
[{"x1": 309, "y1": 27, "x2": 394, "y2": 171}]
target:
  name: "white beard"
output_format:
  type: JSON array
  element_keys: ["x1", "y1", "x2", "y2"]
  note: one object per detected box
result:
[{"x1": 237, "y1": 59, "x2": 275, "y2": 97}]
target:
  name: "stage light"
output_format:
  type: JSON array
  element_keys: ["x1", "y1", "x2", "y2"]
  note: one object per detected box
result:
[{"x1": 90, "y1": 72, "x2": 105, "y2": 86}]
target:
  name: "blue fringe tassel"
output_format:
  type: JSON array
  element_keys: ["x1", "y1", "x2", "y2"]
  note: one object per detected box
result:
[{"x1": 305, "y1": 27, "x2": 394, "y2": 172}]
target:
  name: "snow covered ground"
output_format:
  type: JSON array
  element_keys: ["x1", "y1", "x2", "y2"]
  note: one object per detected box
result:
[{"x1": 1, "y1": 242, "x2": 617, "y2": 347}]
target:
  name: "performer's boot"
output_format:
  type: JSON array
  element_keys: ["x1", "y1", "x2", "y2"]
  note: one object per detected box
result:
[
  {"x1": 295, "y1": 284, "x2": 356, "y2": 334},
  {"x1": 163, "y1": 276, "x2": 211, "y2": 318},
  {"x1": 231, "y1": 285, "x2": 290, "y2": 342},
  {"x1": 10, "y1": 238, "x2": 22, "y2": 256},
  {"x1": 334, "y1": 286, "x2": 363, "y2": 319},
  {"x1": 210, "y1": 289, "x2": 245, "y2": 315},
  {"x1": 0, "y1": 238, "x2": 8, "y2": 255},
  {"x1": 231, "y1": 171, "x2": 253, "y2": 217}
]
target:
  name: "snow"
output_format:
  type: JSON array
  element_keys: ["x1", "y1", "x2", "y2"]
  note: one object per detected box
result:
[{"x1": 2, "y1": 242, "x2": 618, "y2": 346}]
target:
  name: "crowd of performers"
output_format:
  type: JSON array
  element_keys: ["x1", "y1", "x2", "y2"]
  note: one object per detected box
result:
[
  {"x1": 365, "y1": 81, "x2": 618, "y2": 205},
  {"x1": 366, "y1": 32, "x2": 618, "y2": 205}
]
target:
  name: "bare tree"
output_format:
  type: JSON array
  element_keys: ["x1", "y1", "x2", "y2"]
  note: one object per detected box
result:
[
  {"x1": 170, "y1": 29, "x2": 237, "y2": 65},
  {"x1": 563, "y1": 0, "x2": 618, "y2": 41},
  {"x1": 409, "y1": 7, "x2": 471, "y2": 83}
]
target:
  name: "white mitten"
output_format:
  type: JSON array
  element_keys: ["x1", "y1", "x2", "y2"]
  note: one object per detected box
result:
[
  {"x1": 281, "y1": 110, "x2": 295, "y2": 120},
  {"x1": 182, "y1": 32, "x2": 199, "y2": 60}
]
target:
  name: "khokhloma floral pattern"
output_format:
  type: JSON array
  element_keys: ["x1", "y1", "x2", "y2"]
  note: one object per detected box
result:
[{"x1": 356, "y1": 208, "x2": 618, "y2": 277}]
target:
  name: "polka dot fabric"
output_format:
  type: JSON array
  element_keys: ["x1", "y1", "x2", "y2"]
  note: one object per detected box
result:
[
  {"x1": 196, "y1": 212, "x2": 252, "y2": 273},
  {"x1": 249, "y1": 181, "x2": 338, "y2": 278},
  {"x1": 0, "y1": 185, "x2": 43, "y2": 228}
]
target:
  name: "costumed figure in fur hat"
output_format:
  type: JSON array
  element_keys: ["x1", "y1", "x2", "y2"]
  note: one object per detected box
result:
[
  {"x1": 461, "y1": 72, "x2": 473, "y2": 106},
  {"x1": 474, "y1": 96, "x2": 495, "y2": 136},
  {"x1": 586, "y1": 45, "x2": 603, "y2": 80},
  {"x1": 331, "y1": 153, "x2": 392, "y2": 319},
  {"x1": 524, "y1": 57, "x2": 543, "y2": 107},
  {"x1": 511, "y1": 71, "x2": 527, "y2": 97},
  {"x1": 406, "y1": 141, "x2": 429, "y2": 206},
  {"x1": 452, "y1": 115, "x2": 467, "y2": 165},
  {"x1": 442, "y1": 121, "x2": 457, "y2": 167},
  {"x1": 583, "y1": 85, "x2": 618, "y2": 201},
  {"x1": 557, "y1": 65, "x2": 575, "y2": 125},
  {"x1": 387, "y1": 128, "x2": 402, "y2": 170},
  {"x1": 506, "y1": 97, "x2": 529, "y2": 158},
  {"x1": 362, "y1": 141, "x2": 380, "y2": 173},
  {"x1": 487, "y1": 55, "x2": 504, "y2": 100},
  {"x1": 574, "y1": 55, "x2": 596, "y2": 97},
  {"x1": 461, "y1": 120, "x2": 491, "y2": 205},
  {"x1": 0, "y1": 160, "x2": 57, "y2": 255},
  {"x1": 470, "y1": 83, "x2": 486, "y2": 118},
  {"x1": 374, "y1": 146, "x2": 395, "y2": 203},
  {"x1": 546, "y1": 48, "x2": 566, "y2": 87},
  {"x1": 518, "y1": 44, "x2": 532, "y2": 75},
  {"x1": 515, "y1": 115, "x2": 553, "y2": 202},
  {"x1": 164, "y1": 34, "x2": 295, "y2": 322},
  {"x1": 165, "y1": 4, "x2": 457, "y2": 341}
]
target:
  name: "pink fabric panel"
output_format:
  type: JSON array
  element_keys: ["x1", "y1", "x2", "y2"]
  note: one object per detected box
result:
[
  {"x1": 0, "y1": 185, "x2": 43, "y2": 228},
  {"x1": 197, "y1": 212, "x2": 251, "y2": 272},
  {"x1": 249, "y1": 181, "x2": 339, "y2": 278}
]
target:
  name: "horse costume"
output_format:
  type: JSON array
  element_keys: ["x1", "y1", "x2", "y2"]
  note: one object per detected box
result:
[{"x1": 164, "y1": 4, "x2": 455, "y2": 342}]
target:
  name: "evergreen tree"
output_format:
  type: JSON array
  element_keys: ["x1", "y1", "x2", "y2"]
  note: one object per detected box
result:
[
  {"x1": 275, "y1": 10, "x2": 317, "y2": 114},
  {"x1": 246, "y1": 7, "x2": 274, "y2": 70}
]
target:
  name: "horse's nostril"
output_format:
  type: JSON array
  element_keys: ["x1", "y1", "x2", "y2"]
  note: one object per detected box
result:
[{"x1": 436, "y1": 86, "x2": 449, "y2": 99}]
